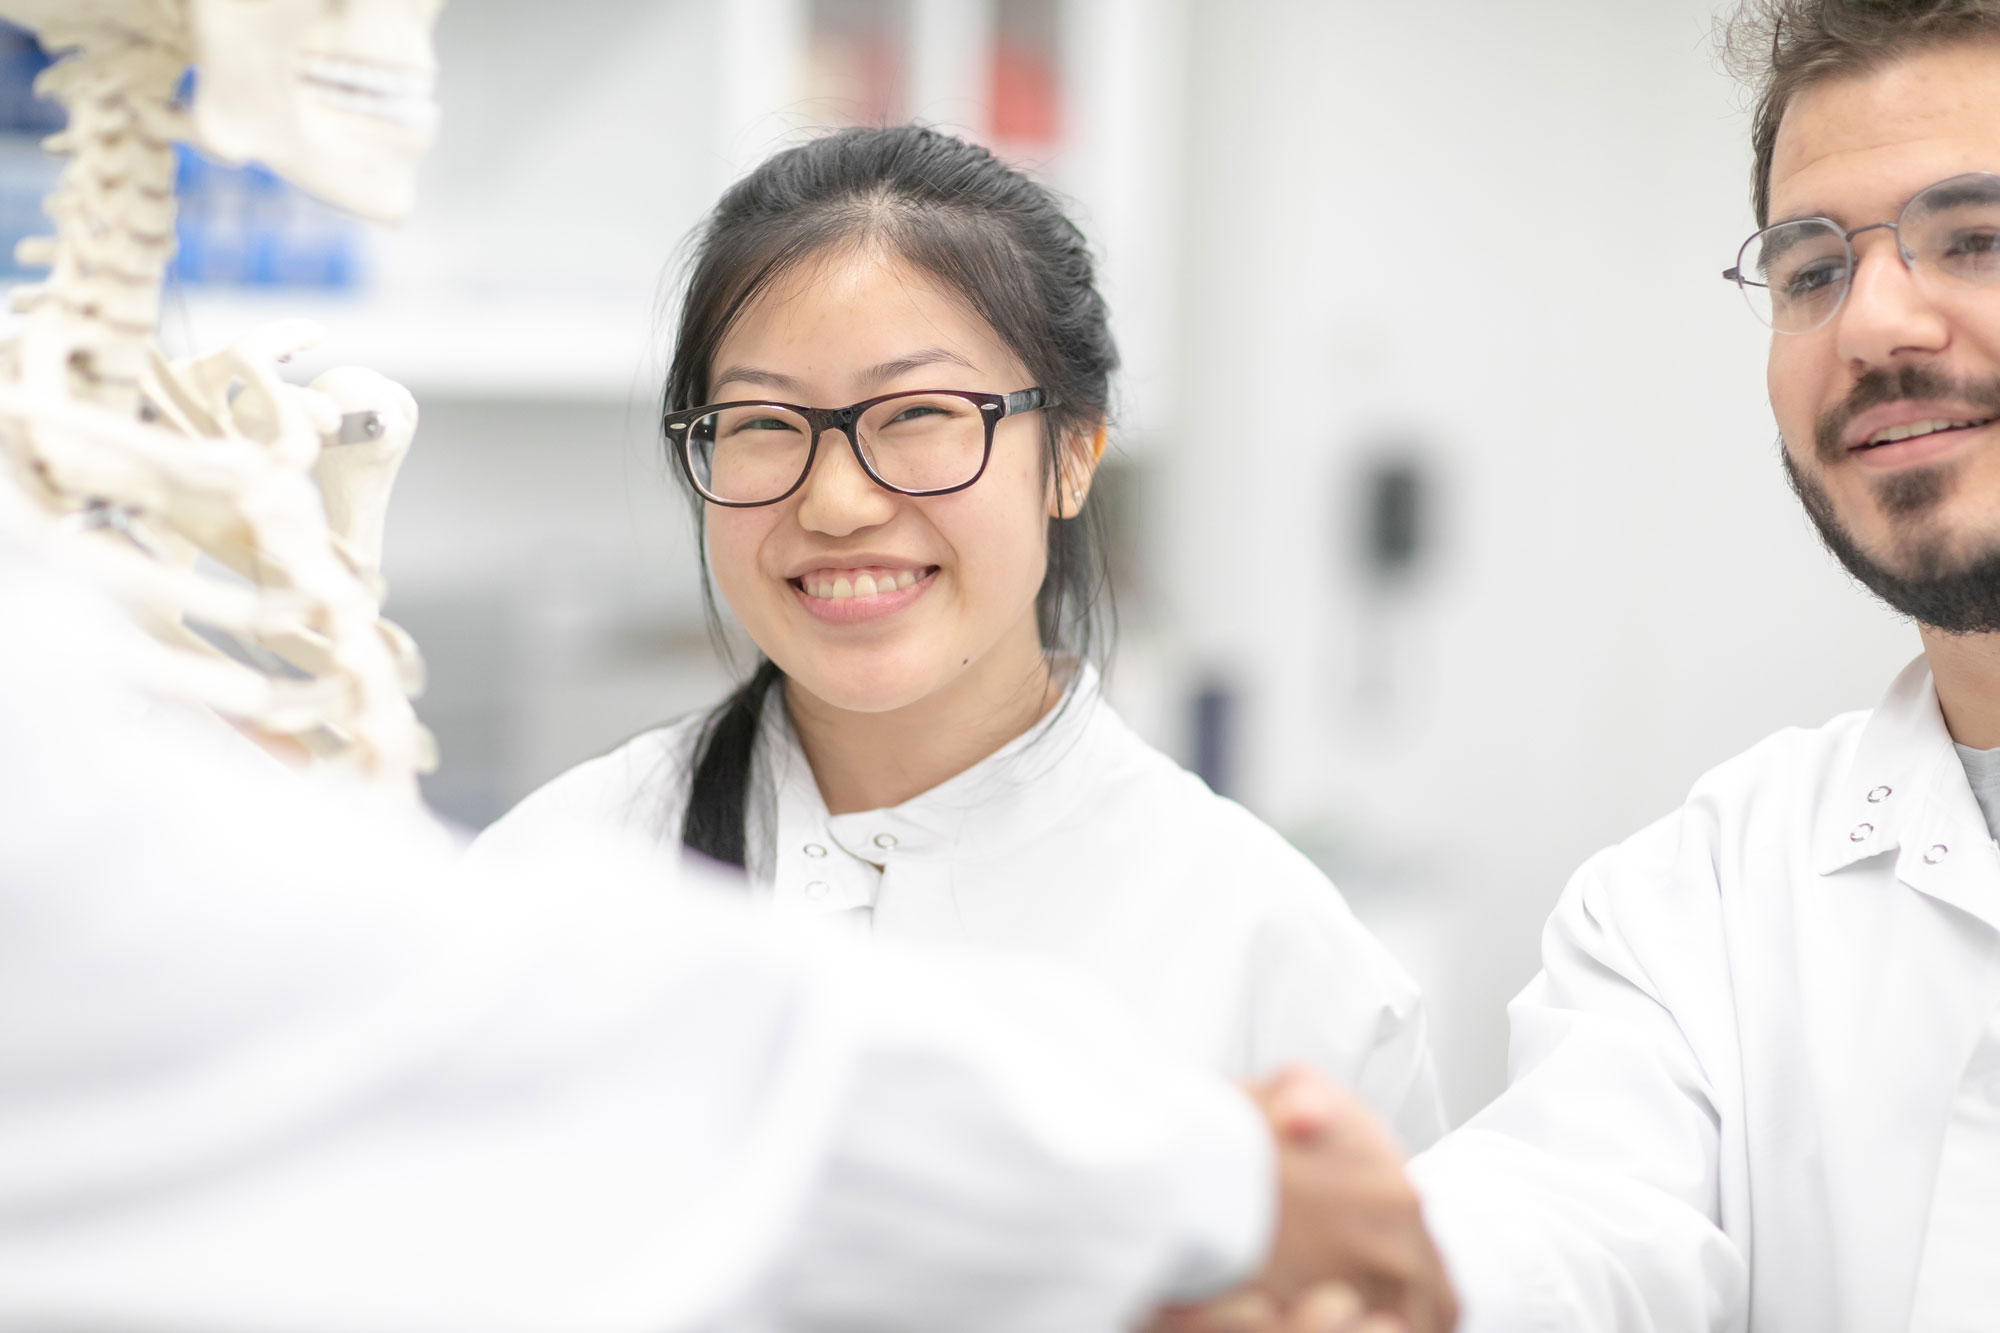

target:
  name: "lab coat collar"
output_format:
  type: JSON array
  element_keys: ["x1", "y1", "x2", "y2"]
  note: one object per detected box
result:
[
  {"x1": 759, "y1": 662, "x2": 1104, "y2": 917},
  {"x1": 1813, "y1": 655, "x2": 2000, "y2": 933}
]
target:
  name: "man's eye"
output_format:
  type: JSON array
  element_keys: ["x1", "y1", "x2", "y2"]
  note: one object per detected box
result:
[
  {"x1": 1783, "y1": 259, "x2": 1847, "y2": 298},
  {"x1": 1943, "y1": 228, "x2": 2000, "y2": 257}
]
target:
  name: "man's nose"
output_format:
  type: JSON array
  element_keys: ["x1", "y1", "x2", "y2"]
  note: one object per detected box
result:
[
  {"x1": 1834, "y1": 233, "x2": 1951, "y2": 369},
  {"x1": 795, "y1": 429, "x2": 895, "y2": 536}
]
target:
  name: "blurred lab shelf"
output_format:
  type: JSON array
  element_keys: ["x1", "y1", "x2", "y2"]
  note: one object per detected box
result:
[{"x1": 162, "y1": 287, "x2": 661, "y2": 403}]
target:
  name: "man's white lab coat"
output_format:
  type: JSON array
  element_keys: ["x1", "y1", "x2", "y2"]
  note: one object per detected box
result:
[
  {"x1": 0, "y1": 539, "x2": 1272, "y2": 1332},
  {"x1": 1414, "y1": 657, "x2": 2000, "y2": 1333}
]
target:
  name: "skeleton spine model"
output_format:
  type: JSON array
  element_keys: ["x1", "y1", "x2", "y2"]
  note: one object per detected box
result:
[{"x1": 0, "y1": 0, "x2": 440, "y2": 794}]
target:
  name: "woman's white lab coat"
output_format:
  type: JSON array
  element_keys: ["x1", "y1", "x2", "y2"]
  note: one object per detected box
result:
[
  {"x1": 1413, "y1": 657, "x2": 2000, "y2": 1333},
  {"x1": 475, "y1": 666, "x2": 1447, "y2": 1152}
]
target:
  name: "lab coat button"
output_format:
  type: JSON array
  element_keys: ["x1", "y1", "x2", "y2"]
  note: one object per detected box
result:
[
  {"x1": 872, "y1": 832, "x2": 898, "y2": 851},
  {"x1": 803, "y1": 843, "x2": 828, "y2": 859},
  {"x1": 1850, "y1": 823, "x2": 1874, "y2": 842},
  {"x1": 805, "y1": 881, "x2": 831, "y2": 901},
  {"x1": 1925, "y1": 844, "x2": 1950, "y2": 865},
  {"x1": 1868, "y1": 785, "x2": 1893, "y2": 803}
]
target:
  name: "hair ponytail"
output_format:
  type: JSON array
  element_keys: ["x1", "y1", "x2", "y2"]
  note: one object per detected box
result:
[{"x1": 680, "y1": 657, "x2": 784, "y2": 868}]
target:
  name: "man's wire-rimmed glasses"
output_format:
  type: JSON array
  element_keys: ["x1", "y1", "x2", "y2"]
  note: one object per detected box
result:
[
  {"x1": 665, "y1": 387, "x2": 1055, "y2": 508},
  {"x1": 1723, "y1": 171, "x2": 2000, "y2": 334}
]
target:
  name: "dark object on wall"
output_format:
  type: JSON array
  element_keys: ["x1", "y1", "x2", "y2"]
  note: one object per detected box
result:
[
  {"x1": 1360, "y1": 454, "x2": 1429, "y2": 585},
  {"x1": 1192, "y1": 678, "x2": 1235, "y2": 799}
]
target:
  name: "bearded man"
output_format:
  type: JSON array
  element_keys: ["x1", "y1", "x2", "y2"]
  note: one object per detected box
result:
[
  {"x1": 1394, "y1": 4, "x2": 2000, "y2": 1329},
  {"x1": 1166, "y1": 3, "x2": 2000, "y2": 1329}
]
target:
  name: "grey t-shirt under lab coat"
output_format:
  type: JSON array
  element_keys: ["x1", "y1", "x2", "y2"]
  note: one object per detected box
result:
[{"x1": 1954, "y1": 743, "x2": 2000, "y2": 842}]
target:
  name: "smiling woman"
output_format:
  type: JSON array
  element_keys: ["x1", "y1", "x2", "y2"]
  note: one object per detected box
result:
[{"x1": 471, "y1": 126, "x2": 1445, "y2": 1142}]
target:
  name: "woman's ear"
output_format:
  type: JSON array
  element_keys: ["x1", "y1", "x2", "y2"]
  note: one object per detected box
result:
[{"x1": 1049, "y1": 421, "x2": 1109, "y2": 519}]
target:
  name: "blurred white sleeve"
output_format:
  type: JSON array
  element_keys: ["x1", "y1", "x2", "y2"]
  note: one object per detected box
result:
[
  {"x1": 1408, "y1": 821, "x2": 1749, "y2": 1333},
  {"x1": 0, "y1": 541, "x2": 1272, "y2": 1333},
  {"x1": 1239, "y1": 888, "x2": 1447, "y2": 1154}
]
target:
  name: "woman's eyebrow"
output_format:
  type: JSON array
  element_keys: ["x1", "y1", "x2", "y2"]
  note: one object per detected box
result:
[
  {"x1": 711, "y1": 365, "x2": 807, "y2": 395},
  {"x1": 858, "y1": 348, "x2": 977, "y2": 386},
  {"x1": 711, "y1": 349, "x2": 977, "y2": 399}
]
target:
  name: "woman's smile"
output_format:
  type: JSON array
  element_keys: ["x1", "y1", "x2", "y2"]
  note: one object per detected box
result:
[{"x1": 790, "y1": 564, "x2": 940, "y2": 623}]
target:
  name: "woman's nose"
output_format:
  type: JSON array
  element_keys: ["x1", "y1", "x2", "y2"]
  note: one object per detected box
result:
[{"x1": 794, "y1": 429, "x2": 896, "y2": 536}]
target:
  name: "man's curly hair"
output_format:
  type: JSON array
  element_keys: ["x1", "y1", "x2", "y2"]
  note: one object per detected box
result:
[{"x1": 1722, "y1": 0, "x2": 2000, "y2": 226}]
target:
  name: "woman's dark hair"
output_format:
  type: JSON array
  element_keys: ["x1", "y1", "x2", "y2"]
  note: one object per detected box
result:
[
  {"x1": 665, "y1": 125, "x2": 1118, "y2": 867},
  {"x1": 1721, "y1": 0, "x2": 2000, "y2": 227}
]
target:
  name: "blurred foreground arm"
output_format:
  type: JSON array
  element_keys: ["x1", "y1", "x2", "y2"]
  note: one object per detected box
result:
[{"x1": 0, "y1": 538, "x2": 1272, "y2": 1332}]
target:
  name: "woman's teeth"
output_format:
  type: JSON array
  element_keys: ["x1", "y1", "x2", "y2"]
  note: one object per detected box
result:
[{"x1": 800, "y1": 567, "x2": 924, "y2": 600}]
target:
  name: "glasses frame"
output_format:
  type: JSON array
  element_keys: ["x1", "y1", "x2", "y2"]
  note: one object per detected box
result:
[
  {"x1": 665, "y1": 387, "x2": 1055, "y2": 508},
  {"x1": 1721, "y1": 171, "x2": 2000, "y2": 334}
]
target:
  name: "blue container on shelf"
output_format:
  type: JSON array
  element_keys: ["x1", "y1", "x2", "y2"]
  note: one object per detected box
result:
[{"x1": 170, "y1": 144, "x2": 363, "y2": 292}]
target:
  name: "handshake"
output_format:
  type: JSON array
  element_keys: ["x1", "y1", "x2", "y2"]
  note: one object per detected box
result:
[{"x1": 1151, "y1": 1070, "x2": 1459, "y2": 1333}]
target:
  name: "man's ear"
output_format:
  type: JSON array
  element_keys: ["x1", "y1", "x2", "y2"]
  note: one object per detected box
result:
[{"x1": 1049, "y1": 421, "x2": 1109, "y2": 519}]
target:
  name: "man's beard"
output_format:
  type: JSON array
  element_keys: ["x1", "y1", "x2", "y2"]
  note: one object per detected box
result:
[{"x1": 1787, "y1": 363, "x2": 2000, "y2": 635}]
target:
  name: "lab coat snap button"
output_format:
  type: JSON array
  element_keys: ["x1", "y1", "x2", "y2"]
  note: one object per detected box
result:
[
  {"x1": 1925, "y1": 844, "x2": 1949, "y2": 865},
  {"x1": 872, "y1": 833, "x2": 898, "y2": 851},
  {"x1": 805, "y1": 881, "x2": 831, "y2": 901},
  {"x1": 1850, "y1": 823, "x2": 1874, "y2": 842},
  {"x1": 1868, "y1": 785, "x2": 1893, "y2": 803},
  {"x1": 803, "y1": 843, "x2": 828, "y2": 859}
]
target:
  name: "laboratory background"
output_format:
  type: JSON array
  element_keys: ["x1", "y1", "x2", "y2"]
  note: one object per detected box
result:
[{"x1": 0, "y1": 0, "x2": 1915, "y2": 1122}]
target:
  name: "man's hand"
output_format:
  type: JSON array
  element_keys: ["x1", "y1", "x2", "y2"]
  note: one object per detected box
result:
[
  {"x1": 1259, "y1": 1067, "x2": 1455, "y2": 1326},
  {"x1": 1148, "y1": 1068, "x2": 1458, "y2": 1333}
]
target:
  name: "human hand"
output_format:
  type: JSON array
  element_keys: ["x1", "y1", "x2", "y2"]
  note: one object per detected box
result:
[
  {"x1": 1150, "y1": 1068, "x2": 1457, "y2": 1333},
  {"x1": 1146, "y1": 1282, "x2": 1411, "y2": 1333}
]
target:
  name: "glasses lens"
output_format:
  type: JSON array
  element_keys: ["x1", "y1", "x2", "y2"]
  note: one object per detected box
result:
[
  {"x1": 857, "y1": 392, "x2": 991, "y2": 493},
  {"x1": 1902, "y1": 173, "x2": 2000, "y2": 290},
  {"x1": 686, "y1": 403, "x2": 813, "y2": 503},
  {"x1": 1739, "y1": 219, "x2": 1850, "y2": 333}
]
